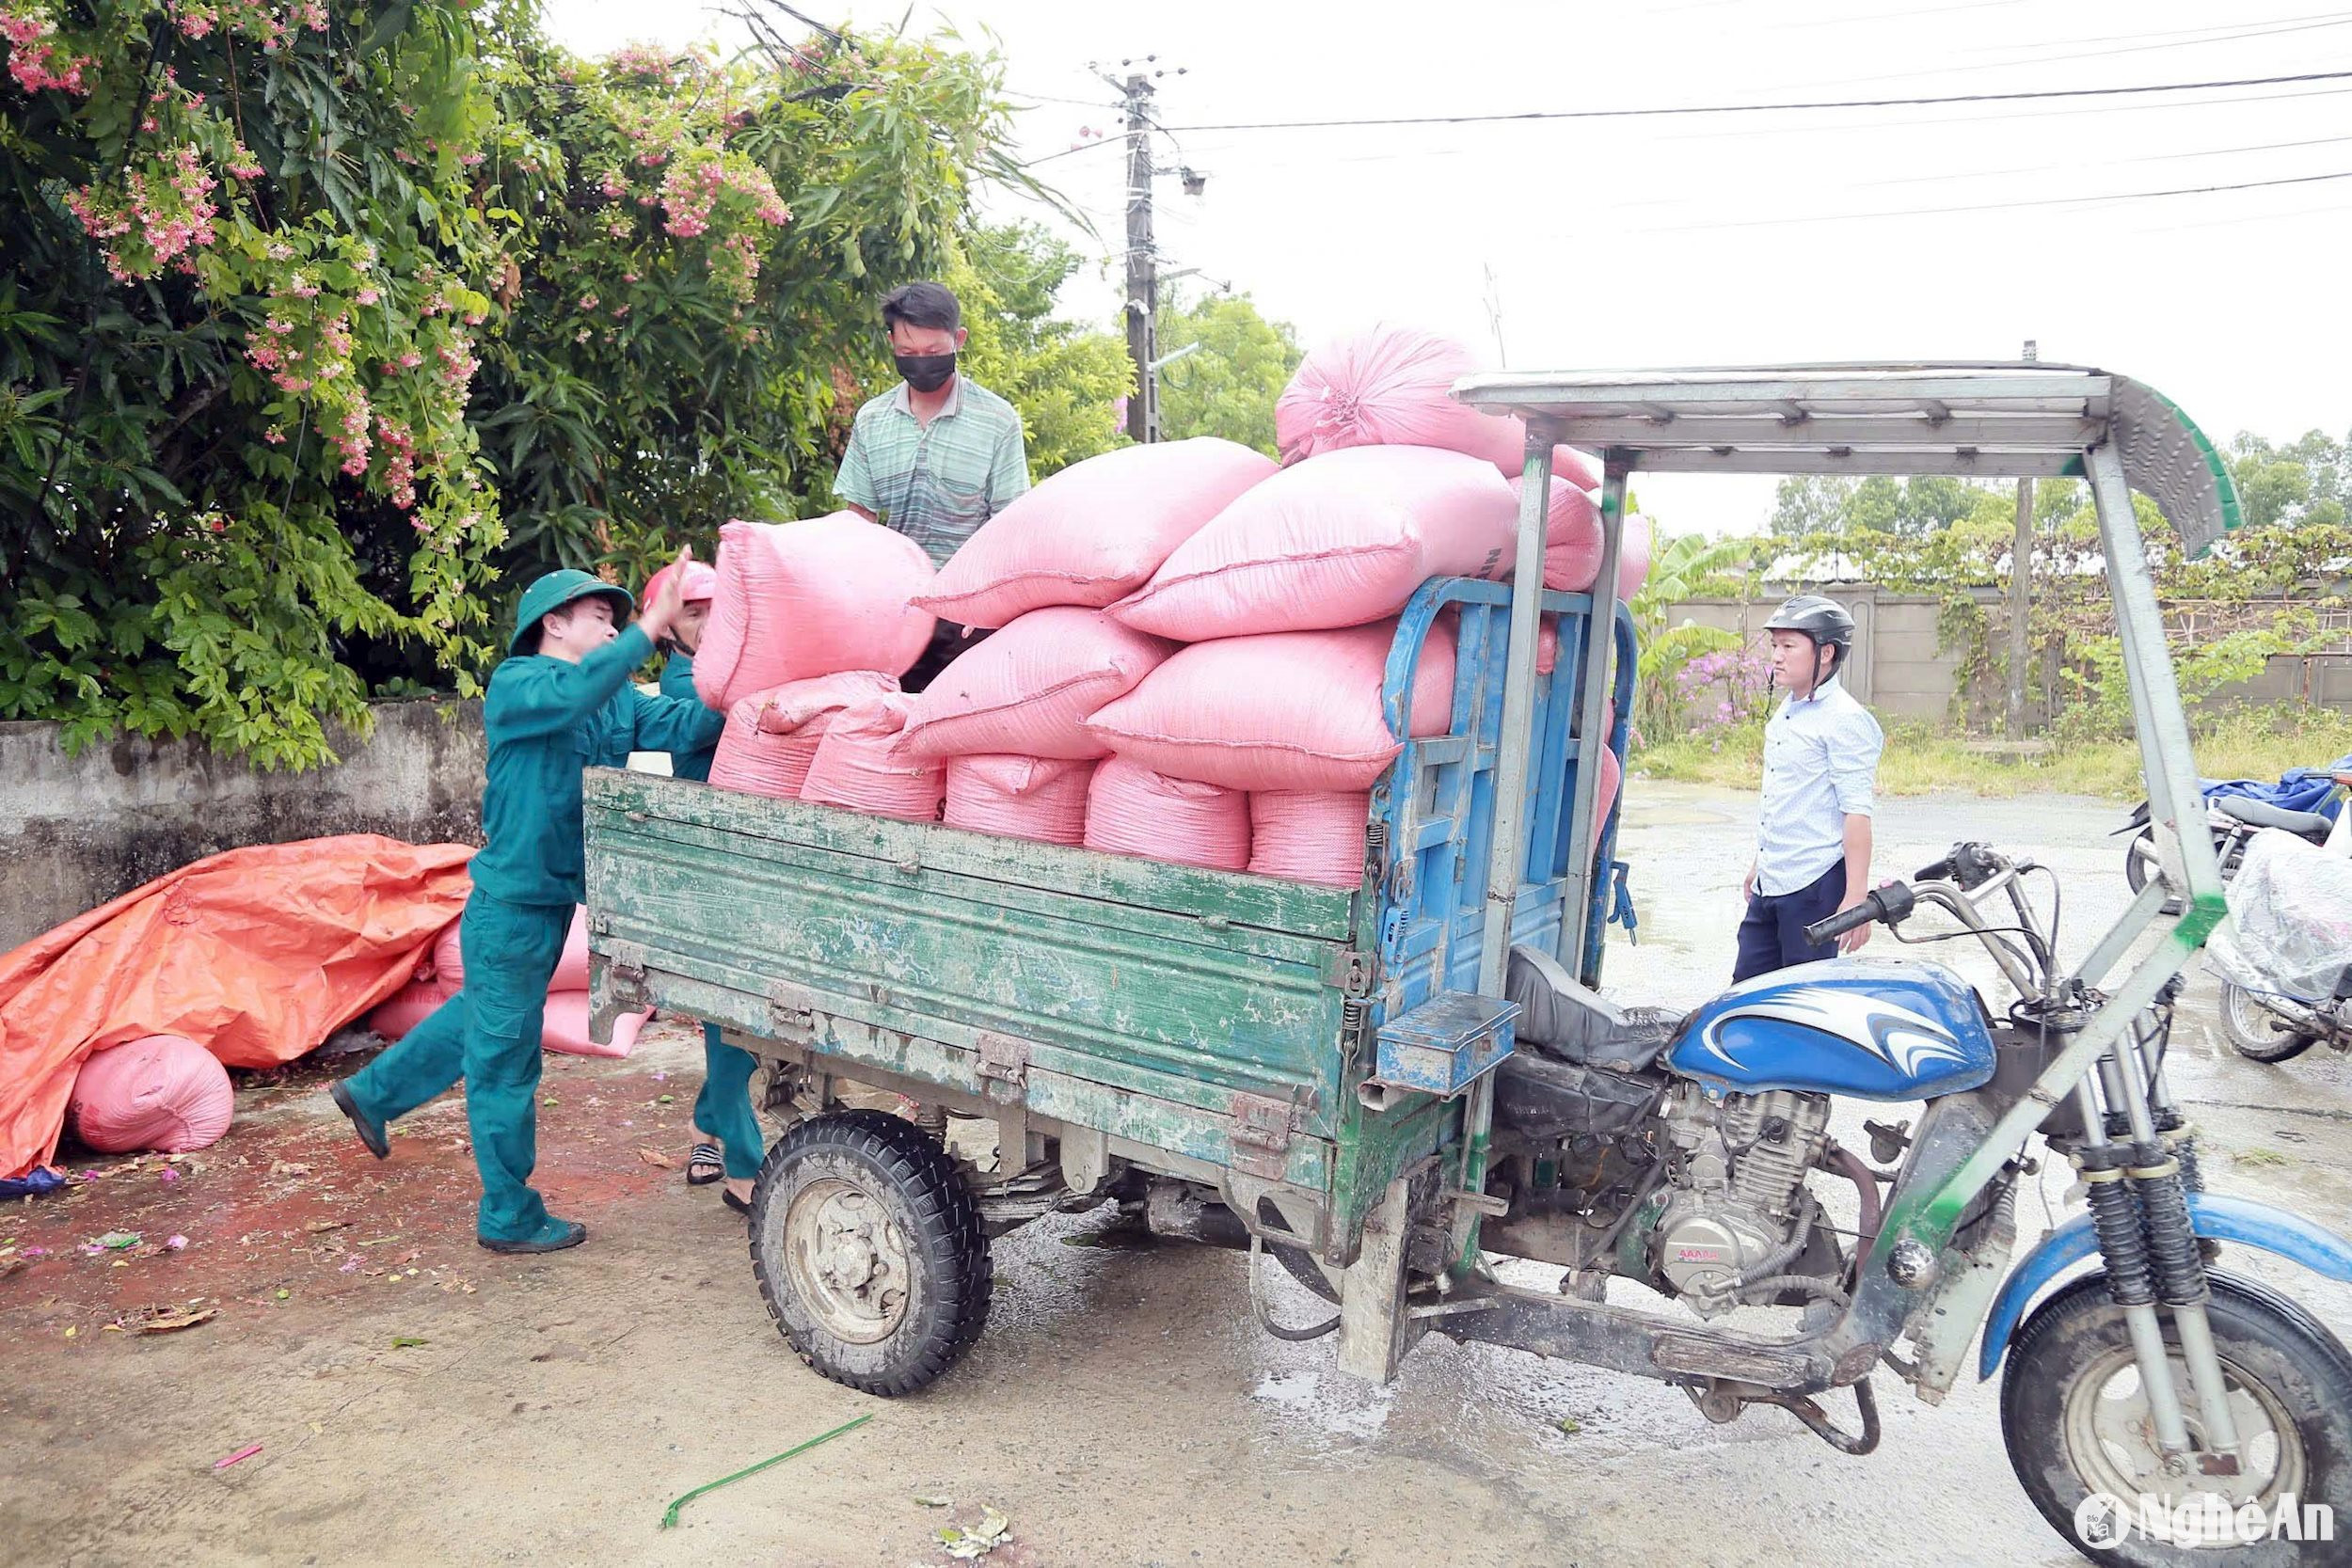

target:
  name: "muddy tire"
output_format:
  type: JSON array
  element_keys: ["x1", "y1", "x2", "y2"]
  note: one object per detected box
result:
[
  {"x1": 2000, "y1": 1270, "x2": 2352, "y2": 1566},
  {"x1": 2220, "y1": 983, "x2": 2315, "y2": 1064},
  {"x1": 749, "y1": 1108, "x2": 989, "y2": 1396}
]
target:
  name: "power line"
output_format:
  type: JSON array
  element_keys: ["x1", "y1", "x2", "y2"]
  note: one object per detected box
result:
[
  {"x1": 1849, "y1": 132, "x2": 2352, "y2": 190},
  {"x1": 1770, "y1": 13, "x2": 2352, "y2": 93},
  {"x1": 1151, "y1": 69, "x2": 2352, "y2": 134},
  {"x1": 1634, "y1": 166, "x2": 2352, "y2": 234},
  {"x1": 1656, "y1": 80, "x2": 2352, "y2": 140}
]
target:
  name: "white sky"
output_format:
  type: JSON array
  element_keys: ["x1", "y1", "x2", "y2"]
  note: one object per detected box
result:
[{"x1": 541, "y1": 0, "x2": 2352, "y2": 534}]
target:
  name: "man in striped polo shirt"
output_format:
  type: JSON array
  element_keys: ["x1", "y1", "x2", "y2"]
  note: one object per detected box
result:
[{"x1": 836, "y1": 280, "x2": 1031, "y2": 689}]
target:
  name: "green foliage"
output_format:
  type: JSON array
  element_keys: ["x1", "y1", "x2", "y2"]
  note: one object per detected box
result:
[
  {"x1": 1625, "y1": 531, "x2": 1763, "y2": 741},
  {"x1": 1, "y1": 2, "x2": 1033, "y2": 766},
  {"x1": 951, "y1": 220, "x2": 1130, "y2": 479},
  {"x1": 1154, "y1": 288, "x2": 1301, "y2": 457}
]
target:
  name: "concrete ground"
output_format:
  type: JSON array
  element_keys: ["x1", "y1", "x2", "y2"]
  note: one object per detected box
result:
[{"x1": 5, "y1": 784, "x2": 2350, "y2": 1568}]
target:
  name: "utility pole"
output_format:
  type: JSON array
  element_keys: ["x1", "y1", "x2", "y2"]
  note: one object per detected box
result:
[
  {"x1": 2006, "y1": 338, "x2": 2039, "y2": 741},
  {"x1": 1120, "y1": 71, "x2": 1158, "y2": 444}
]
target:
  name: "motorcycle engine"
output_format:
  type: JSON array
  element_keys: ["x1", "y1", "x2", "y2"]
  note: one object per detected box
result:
[{"x1": 1650, "y1": 1085, "x2": 1832, "y2": 1316}]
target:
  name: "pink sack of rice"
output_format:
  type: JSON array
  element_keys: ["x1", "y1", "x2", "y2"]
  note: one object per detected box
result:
[
  {"x1": 945, "y1": 755, "x2": 1097, "y2": 845},
  {"x1": 1248, "y1": 790, "x2": 1371, "y2": 888},
  {"x1": 801, "y1": 693, "x2": 946, "y2": 821},
  {"x1": 368, "y1": 978, "x2": 457, "y2": 1041},
  {"x1": 695, "y1": 514, "x2": 936, "y2": 709},
  {"x1": 1275, "y1": 324, "x2": 1598, "y2": 486},
  {"x1": 1084, "y1": 758, "x2": 1250, "y2": 871},
  {"x1": 1591, "y1": 745, "x2": 1624, "y2": 851},
  {"x1": 898, "y1": 608, "x2": 1173, "y2": 762},
  {"x1": 708, "y1": 672, "x2": 900, "y2": 800},
  {"x1": 67, "y1": 1035, "x2": 235, "y2": 1154},
  {"x1": 1085, "y1": 619, "x2": 1456, "y2": 792},
  {"x1": 1114, "y1": 446, "x2": 1517, "y2": 641},
  {"x1": 914, "y1": 438, "x2": 1279, "y2": 627},
  {"x1": 431, "y1": 907, "x2": 593, "y2": 993},
  {"x1": 540, "y1": 992, "x2": 651, "y2": 1060},
  {"x1": 1614, "y1": 513, "x2": 1654, "y2": 600}
]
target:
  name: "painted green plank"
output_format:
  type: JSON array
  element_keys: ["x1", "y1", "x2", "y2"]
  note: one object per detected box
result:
[
  {"x1": 586, "y1": 769, "x2": 1358, "y2": 942},
  {"x1": 640, "y1": 962, "x2": 1333, "y2": 1189},
  {"x1": 590, "y1": 803, "x2": 1343, "y2": 974},
  {"x1": 590, "y1": 832, "x2": 1348, "y2": 1132}
]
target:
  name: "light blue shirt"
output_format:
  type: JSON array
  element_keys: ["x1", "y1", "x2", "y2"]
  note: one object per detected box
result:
[{"x1": 1755, "y1": 674, "x2": 1883, "y2": 895}]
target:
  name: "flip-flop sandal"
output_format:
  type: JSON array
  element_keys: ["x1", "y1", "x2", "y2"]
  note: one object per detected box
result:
[
  {"x1": 723, "y1": 1189, "x2": 752, "y2": 1217},
  {"x1": 686, "y1": 1143, "x2": 724, "y2": 1186}
]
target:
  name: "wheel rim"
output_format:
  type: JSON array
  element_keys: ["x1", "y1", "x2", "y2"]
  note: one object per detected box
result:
[
  {"x1": 783, "y1": 1176, "x2": 914, "y2": 1345},
  {"x1": 2059, "y1": 1341, "x2": 2306, "y2": 1542},
  {"x1": 2224, "y1": 985, "x2": 2283, "y2": 1047}
]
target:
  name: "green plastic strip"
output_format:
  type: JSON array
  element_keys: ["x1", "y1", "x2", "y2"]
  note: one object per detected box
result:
[{"x1": 658, "y1": 1413, "x2": 873, "y2": 1529}]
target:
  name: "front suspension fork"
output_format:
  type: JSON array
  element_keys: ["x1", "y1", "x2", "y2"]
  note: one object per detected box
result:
[{"x1": 2076, "y1": 1005, "x2": 2243, "y2": 1476}]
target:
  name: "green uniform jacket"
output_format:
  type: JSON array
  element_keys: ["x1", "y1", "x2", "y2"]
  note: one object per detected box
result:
[
  {"x1": 470, "y1": 625, "x2": 725, "y2": 906},
  {"x1": 659, "y1": 650, "x2": 720, "y2": 784}
]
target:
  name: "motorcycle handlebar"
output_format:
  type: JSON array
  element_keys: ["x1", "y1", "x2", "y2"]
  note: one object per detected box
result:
[{"x1": 1804, "y1": 880, "x2": 1918, "y2": 946}]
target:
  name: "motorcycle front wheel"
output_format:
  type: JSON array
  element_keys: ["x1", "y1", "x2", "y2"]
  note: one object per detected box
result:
[
  {"x1": 2220, "y1": 982, "x2": 2316, "y2": 1063},
  {"x1": 2001, "y1": 1271, "x2": 2352, "y2": 1566},
  {"x1": 2123, "y1": 830, "x2": 2186, "y2": 918}
]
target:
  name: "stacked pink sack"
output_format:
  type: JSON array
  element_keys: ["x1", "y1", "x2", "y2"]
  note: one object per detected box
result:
[
  {"x1": 692, "y1": 332, "x2": 1635, "y2": 890},
  {"x1": 366, "y1": 908, "x2": 652, "y2": 1059}
]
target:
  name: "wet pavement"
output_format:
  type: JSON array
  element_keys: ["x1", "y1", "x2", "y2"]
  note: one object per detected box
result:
[{"x1": 3, "y1": 783, "x2": 2348, "y2": 1567}]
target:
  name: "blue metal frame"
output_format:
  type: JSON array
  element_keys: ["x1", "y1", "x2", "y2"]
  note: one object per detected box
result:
[
  {"x1": 1366, "y1": 580, "x2": 1636, "y2": 1024},
  {"x1": 1976, "y1": 1192, "x2": 2352, "y2": 1381}
]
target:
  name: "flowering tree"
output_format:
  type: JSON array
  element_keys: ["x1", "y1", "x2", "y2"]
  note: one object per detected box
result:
[{"x1": 1, "y1": 3, "x2": 1030, "y2": 766}]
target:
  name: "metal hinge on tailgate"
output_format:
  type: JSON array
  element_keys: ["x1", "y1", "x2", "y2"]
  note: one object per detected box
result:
[
  {"x1": 596, "y1": 939, "x2": 650, "y2": 1004},
  {"x1": 1230, "y1": 1089, "x2": 1305, "y2": 1180},
  {"x1": 1329, "y1": 949, "x2": 1375, "y2": 996},
  {"x1": 976, "y1": 1034, "x2": 1030, "y2": 1102}
]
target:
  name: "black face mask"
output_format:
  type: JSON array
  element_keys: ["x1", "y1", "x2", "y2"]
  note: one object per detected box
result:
[{"x1": 894, "y1": 350, "x2": 957, "y2": 394}]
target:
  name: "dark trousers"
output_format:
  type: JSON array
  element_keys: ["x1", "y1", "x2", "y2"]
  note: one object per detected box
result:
[
  {"x1": 901, "y1": 620, "x2": 992, "y2": 694},
  {"x1": 1733, "y1": 859, "x2": 1849, "y2": 983}
]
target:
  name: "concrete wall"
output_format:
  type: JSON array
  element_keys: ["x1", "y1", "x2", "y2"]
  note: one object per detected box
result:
[
  {"x1": 1663, "y1": 589, "x2": 2352, "y2": 727},
  {"x1": 0, "y1": 700, "x2": 485, "y2": 955}
]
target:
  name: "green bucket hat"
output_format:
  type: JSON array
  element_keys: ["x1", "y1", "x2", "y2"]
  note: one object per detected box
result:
[{"x1": 510, "y1": 569, "x2": 635, "y2": 656}]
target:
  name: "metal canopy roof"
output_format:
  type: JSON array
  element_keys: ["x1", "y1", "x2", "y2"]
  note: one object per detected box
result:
[{"x1": 1454, "y1": 361, "x2": 2241, "y2": 553}]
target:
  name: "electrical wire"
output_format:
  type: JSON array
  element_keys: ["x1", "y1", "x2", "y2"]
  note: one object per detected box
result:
[
  {"x1": 1151, "y1": 69, "x2": 2352, "y2": 134},
  {"x1": 1765, "y1": 14, "x2": 2352, "y2": 94},
  {"x1": 1634, "y1": 166, "x2": 2352, "y2": 233}
]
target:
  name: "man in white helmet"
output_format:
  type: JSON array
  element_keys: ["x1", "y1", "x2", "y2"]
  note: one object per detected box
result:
[{"x1": 1736, "y1": 594, "x2": 1884, "y2": 981}]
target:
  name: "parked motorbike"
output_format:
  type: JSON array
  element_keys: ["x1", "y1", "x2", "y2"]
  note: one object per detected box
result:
[
  {"x1": 1471, "y1": 837, "x2": 2352, "y2": 1565},
  {"x1": 2119, "y1": 765, "x2": 2347, "y2": 916},
  {"x1": 2207, "y1": 774, "x2": 2352, "y2": 1063}
]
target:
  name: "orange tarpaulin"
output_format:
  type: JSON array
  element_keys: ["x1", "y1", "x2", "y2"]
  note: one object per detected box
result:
[{"x1": 0, "y1": 835, "x2": 473, "y2": 1178}]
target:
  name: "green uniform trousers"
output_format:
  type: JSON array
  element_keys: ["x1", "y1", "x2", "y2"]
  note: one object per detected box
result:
[
  {"x1": 693, "y1": 1023, "x2": 766, "y2": 1181},
  {"x1": 343, "y1": 892, "x2": 574, "y2": 1243}
]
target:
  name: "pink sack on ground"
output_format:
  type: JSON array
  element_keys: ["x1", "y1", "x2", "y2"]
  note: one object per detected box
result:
[
  {"x1": 801, "y1": 694, "x2": 946, "y2": 822},
  {"x1": 540, "y1": 991, "x2": 650, "y2": 1059},
  {"x1": 1249, "y1": 790, "x2": 1372, "y2": 889},
  {"x1": 899, "y1": 609, "x2": 1174, "y2": 762},
  {"x1": 1086, "y1": 619, "x2": 1456, "y2": 792},
  {"x1": 1084, "y1": 759, "x2": 1250, "y2": 871},
  {"x1": 430, "y1": 908, "x2": 589, "y2": 993},
  {"x1": 914, "y1": 439, "x2": 1279, "y2": 627},
  {"x1": 1275, "y1": 325, "x2": 1598, "y2": 486},
  {"x1": 946, "y1": 755, "x2": 1097, "y2": 845},
  {"x1": 708, "y1": 671, "x2": 901, "y2": 801},
  {"x1": 67, "y1": 1035, "x2": 234, "y2": 1154},
  {"x1": 695, "y1": 514, "x2": 936, "y2": 709},
  {"x1": 1115, "y1": 446, "x2": 1517, "y2": 641},
  {"x1": 552, "y1": 907, "x2": 591, "y2": 991},
  {"x1": 367, "y1": 979, "x2": 457, "y2": 1042},
  {"x1": 431, "y1": 919, "x2": 465, "y2": 992}
]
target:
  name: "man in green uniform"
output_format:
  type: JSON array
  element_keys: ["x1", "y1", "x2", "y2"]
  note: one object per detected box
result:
[
  {"x1": 329, "y1": 558, "x2": 723, "y2": 1254},
  {"x1": 643, "y1": 558, "x2": 766, "y2": 1212}
]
